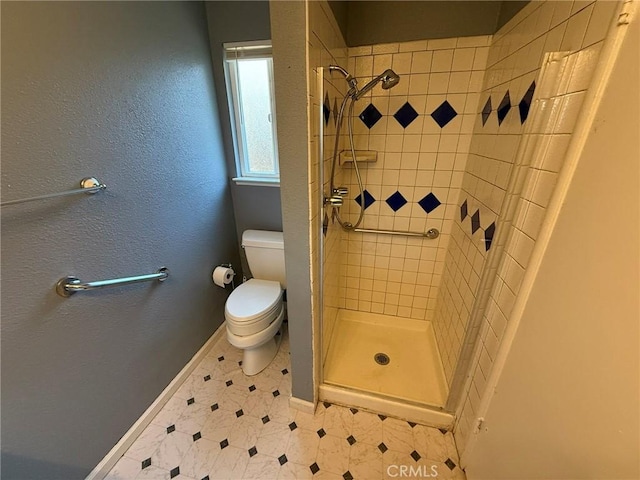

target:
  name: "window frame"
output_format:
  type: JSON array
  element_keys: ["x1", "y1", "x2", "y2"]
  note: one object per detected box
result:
[{"x1": 224, "y1": 40, "x2": 280, "y2": 186}]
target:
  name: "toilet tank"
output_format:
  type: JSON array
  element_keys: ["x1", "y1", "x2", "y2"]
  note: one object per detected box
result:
[{"x1": 242, "y1": 230, "x2": 286, "y2": 288}]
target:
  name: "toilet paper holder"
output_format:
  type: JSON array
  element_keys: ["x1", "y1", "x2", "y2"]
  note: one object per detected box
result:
[{"x1": 213, "y1": 264, "x2": 236, "y2": 290}]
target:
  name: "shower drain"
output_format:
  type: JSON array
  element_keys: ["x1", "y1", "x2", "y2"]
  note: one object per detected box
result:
[{"x1": 374, "y1": 352, "x2": 390, "y2": 366}]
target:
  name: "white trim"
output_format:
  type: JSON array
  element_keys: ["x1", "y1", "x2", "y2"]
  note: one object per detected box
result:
[
  {"x1": 459, "y1": 0, "x2": 635, "y2": 467},
  {"x1": 231, "y1": 177, "x2": 280, "y2": 187},
  {"x1": 319, "y1": 384, "x2": 455, "y2": 430},
  {"x1": 86, "y1": 323, "x2": 228, "y2": 480},
  {"x1": 289, "y1": 396, "x2": 316, "y2": 414}
]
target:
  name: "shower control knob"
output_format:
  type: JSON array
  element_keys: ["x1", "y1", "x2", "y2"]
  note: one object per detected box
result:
[
  {"x1": 324, "y1": 195, "x2": 343, "y2": 207},
  {"x1": 333, "y1": 187, "x2": 349, "y2": 196}
]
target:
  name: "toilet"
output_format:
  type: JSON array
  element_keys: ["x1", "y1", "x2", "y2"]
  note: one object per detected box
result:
[{"x1": 225, "y1": 230, "x2": 286, "y2": 376}]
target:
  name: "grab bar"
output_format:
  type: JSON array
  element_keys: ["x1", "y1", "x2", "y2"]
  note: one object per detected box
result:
[
  {"x1": 1, "y1": 177, "x2": 106, "y2": 207},
  {"x1": 56, "y1": 267, "x2": 169, "y2": 297},
  {"x1": 352, "y1": 227, "x2": 440, "y2": 239}
]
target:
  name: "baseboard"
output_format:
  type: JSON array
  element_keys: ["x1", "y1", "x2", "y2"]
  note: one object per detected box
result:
[
  {"x1": 289, "y1": 396, "x2": 316, "y2": 414},
  {"x1": 86, "y1": 322, "x2": 227, "y2": 480}
]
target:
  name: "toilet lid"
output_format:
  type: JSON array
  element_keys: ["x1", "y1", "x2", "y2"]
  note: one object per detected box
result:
[{"x1": 225, "y1": 279, "x2": 283, "y2": 323}]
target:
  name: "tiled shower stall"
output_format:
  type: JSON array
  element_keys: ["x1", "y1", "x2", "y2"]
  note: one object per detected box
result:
[{"x1": 307, "y1": 0, "x2": 619, "y2": 446}]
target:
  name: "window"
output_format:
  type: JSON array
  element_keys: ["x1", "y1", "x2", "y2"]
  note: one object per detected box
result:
[{"x1": 224, "y1": 41, "x2": 279, "y2": 186}]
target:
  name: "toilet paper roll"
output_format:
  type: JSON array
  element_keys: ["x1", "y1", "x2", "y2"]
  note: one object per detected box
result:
[{"x1": 213, "y1": 266, "x2": 235, "y2": 287}]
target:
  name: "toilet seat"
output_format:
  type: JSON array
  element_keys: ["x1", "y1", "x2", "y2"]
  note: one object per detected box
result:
[{"x1": 225, "y1": 279, "x2": 283, "y2": 336}]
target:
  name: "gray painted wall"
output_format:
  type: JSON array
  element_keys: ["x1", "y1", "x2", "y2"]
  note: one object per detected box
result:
[
  {"x1": 205, "y1": 1, "x2": 283, "y2": 277},
  {"x1": 329, "y1": 0, "x2": 529, "y2": 46},
  {"x1": 1, "y1": 2, "x2": 239, "y2": 478},
  {"x1": 270, "y1": 1, "x2": 315, "y2": 402}
]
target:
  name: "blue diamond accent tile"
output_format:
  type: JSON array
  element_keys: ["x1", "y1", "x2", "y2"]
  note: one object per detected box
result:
[
  {"x1": 417, "y1": 193, "x2": 441, "y2": 214},
  {"x1": 481, "y1": 96, "x2": 492, "y2": 126},
  {"x1": 471, "y1": 209, "x2": 481, "y2": 234},
  {"x1": 484, "y1": 222, "x2": 496, "y2": 251},
  {"x1": 460, "y1": 199, "x2": 468, "y2": 221},
  {"x1": 518, "y1": 81, "x2": 536, "y2": 124},
  {"x1": 323, "y1": 92, "x2": 331, "y2": 126},
  {"x1": 431, "y1": 100, "x2": 457, "y2": 128},
  {"x1": 359, "y1": 103, "x2": 382, "y2": 129},
  {"x1": 355, "y1": 189, "x2": 376, "y2": 210},
  {"x1": 385, "y1": 191, "x2": 408, "y2": 212},
  {"x1": 497, "y1": 91, "x2": 511, "y2": 125},
  {"x1": 393, "y1": 102, "x2": 419, "y2": 128}
]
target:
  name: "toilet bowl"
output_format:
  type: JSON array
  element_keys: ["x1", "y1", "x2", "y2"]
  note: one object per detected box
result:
[{"x1": 224, "y1": 230, "x2": 287, "y2": 375}]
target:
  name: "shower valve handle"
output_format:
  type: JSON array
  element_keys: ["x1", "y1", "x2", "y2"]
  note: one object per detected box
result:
[
  {"x1": 324, "y1": 195, "x2": 343, "y2": 207},
  {"x1": 333, "y1": 187, "x2": 349, "y2": 196}
]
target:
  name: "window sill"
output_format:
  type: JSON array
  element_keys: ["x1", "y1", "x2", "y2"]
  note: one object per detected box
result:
[{"x1": 232, "y1": 177, "x2": 280, "y2": 187}]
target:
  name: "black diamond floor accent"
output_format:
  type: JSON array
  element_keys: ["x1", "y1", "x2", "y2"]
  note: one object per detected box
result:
[
  {"x1": 410, "y1": 450, "x2": 421, "y2": 462},
  {"x1": 418, "y1": 193, "x2": 441, "y2": 214},
  {"x1": 359, "y1": 103, "x2": 382, "y2": 129},
  {"x1": 193, "y1": 432, "x2": 201, "y2": 442},
  {"x1": 238, "y1": 361, "x2": 243, "y2": 366},
  {"x1": 497, "y1": 91, "x2": 511, "y2": 125},
  {"x1": 170, "y1": 466, "x2": 180, "y2": 478},
  {"x1": 289, "y1": 422, "x2": 298, "y2": 431},
  {"x1": 249, "y1": 385, "x2": 256, "y2": 392},
  {"x1": 235, "y1": 409, "x2": 244, "y2": 418},
  {"x1": 431, "y1": 100, "x2": 457, "y2": 128},
  {"x1": 217, "y1": 356, "x2": 224, "y2": 362},
  {"x1": 279, "y1": 454, "x2": 288, "y2": 466},
  {"x1": 438, "y1": 428, "x2": 448, "y2": 434},
  {"x1": 281, "y1": 368, "x2": 289, "y2": 375},
  {"x1": 394, "y1": 102, "x2": 419, "y2": 128},
  {"x1": 343, "y1": 471, "x2": 354, "y2": 480},
  {"x1": 355, "y1": 189, "x2": 376, "y2": 210},
  {"x1": 225, "y1": 380, "x2": 233, "y2": 387},
  {"x1": 248, "y1": 446, "x2": 258, "y2": 457},
  {"x1": 347, "y1": 435, "x2": 356, "y2": 445},
  {"x1": 408, "y1": 421, "x2": 417, "y2": 428},
  {"x1": 220, "y1": 439, "x2": 229, "y2": 449},
  {"x1": 378, "y1": 442, "x2": 388, "y2": 453},
  {"x1": 317, "y1": 428, "x2": 326, "y2": 438},
  {"x1": 167, "y1": 424, "x2": 175, "y2": 434},
  {"x1": 485, "y1": 222, "x2": 496, "y2": 251},
  {"x1": 211, "y1": 403, "x2": 219, "y2": 411},
  {"x1": 445, "y1": 458, "x2": 457, "y2": 470},
  {"x1": 378, "y1": 414, "x2": 387, "y2": 421},
  {"x1": 323, "y1": 402, "x2": 331, "y2": 408},
  {"x1": 471, "y1": 209, "x2": 481, "y2": 234},
  {"x1": 460, "y1": 199, "x2": 468, "y2": 221},
  {"x1": 262, "y1": 415, "x2": 270, "y2": 424},
  {"x1": 203, "y1": 374, "x2": 211, "y2": 382},
  {"x1": 350, "y1": 408, "x2": 359, "y2": 414},
  {"x1": 272, "y1": 390, "x2": 280, "y2": 397},
  {"x1": 142, "y1": 458, "x2": 151, "y2": 469},
  {"x1": 386, "y1": 191, "x2": 408, "y2": 212},
  {"x1": 310, "y1": 462, "x2": 320, "y2": 475},
  {"x1": 519, "y1": 81, "x2": 536, "y2": 124},
  {"x1": 202, "y1": 476, "x2": 210, "y2": 480},
  {"x1": 481, "y1": 96, "x2": 492, "y2": 126},
  {"x1": 187, "y1": 398, "x2": 195, "y2": 405},
  {"x1": 323, "y1": 91, "x2": 331, "y2": 126}
]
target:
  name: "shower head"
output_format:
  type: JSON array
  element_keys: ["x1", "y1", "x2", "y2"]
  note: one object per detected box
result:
[{"x1": 353, "y1": 68, "x2": 400, "y2": 100}]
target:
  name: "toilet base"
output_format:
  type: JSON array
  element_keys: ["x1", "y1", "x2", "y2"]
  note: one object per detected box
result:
[{"x1": 241, "y1": 334, "x2": 282, "y2": 376}]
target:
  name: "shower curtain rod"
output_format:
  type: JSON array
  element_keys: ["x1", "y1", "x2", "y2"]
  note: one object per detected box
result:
[{"x1": 352, "y1": 227, "x2": 439, "y2": 239}]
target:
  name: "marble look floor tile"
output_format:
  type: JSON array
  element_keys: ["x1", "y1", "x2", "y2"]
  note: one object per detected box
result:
[
  {"x1": 134, "y1": 465, "x2": 170, "y2": 480},
  {"x1": 294, "y1": 408, "x2": 325, "y2": 432},
  {"x1": 151, "y1": 395, "x2": 188, "y2": 430},
  {"x1": 124, "y1": 424, "x2": 167, "y2": 462},
  {"x1": 175, "y1": 401, "x2": 211, "y2": 436},
  {"x1": 382, "y1": 417, "x2": 415, "y2": 454},
  {"x1": 268, "y1": 392, "x2": 296, "y2": 424},
  {"x1": 200, "y1": 408, "x2": 236, "y2": 443},
  {"x1": 349, "y1": 441, "x2": 384, "y2": 479},
  {"x1": 226, "y1": 414, "x2": 263, "y2": 450},
  {"x1": 104, "y1": 456, "x2": 140, "y2": 480},
  {"x1": 322, "y1": 404, "x2": 354, "y2": 438},
  {"x1": 151, "y1": 430, "x2": 192, "y2": 471},
  {"x1": 255, "y1": 419, "x2": 291, "y2": 458},
  {"x1": 316, "y1": 434, "x2": 351, "y2": 475},
  {"x1": 242, "y1": 453, "x2": 282, "y2": 479},
  {"x1": 412, "y1": 424, "x2": 457, "y2": 462},
  {"x1": 277, "y1": 461, "x2": 315, "y2": 479},
  {"x1": 178, "y1": 437, "x2": 219, "y2": 479},
  {"x1": 351, "y1": 410, "x2": 384, "y2": 447},
  {"x1": 209, "y1": 445, "x2": 249, "y2": 480},
  {"x1": 285, "y1": 427, "x2": 320, "y2": 466},
  {"x1": 242, "y1": 390, "x2": 276, "y2": 417}
]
